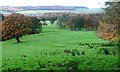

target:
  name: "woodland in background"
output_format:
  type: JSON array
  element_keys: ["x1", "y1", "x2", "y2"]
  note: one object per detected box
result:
[{"x1": 0, "y1": 2, "x2": 120, "y2": 42}]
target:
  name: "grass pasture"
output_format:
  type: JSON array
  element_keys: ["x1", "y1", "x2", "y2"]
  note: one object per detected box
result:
[{"x1": 1, "y1": 25, "x2": 119, "y2": 71}]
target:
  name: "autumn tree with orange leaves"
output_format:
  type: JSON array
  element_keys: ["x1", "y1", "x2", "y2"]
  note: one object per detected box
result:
[
  {"x1": 98, "y1": 1, "x2": 120, "y2": 42},
  {"x1": 2, "y1": 13, "x2": 32, "y2": 42}
]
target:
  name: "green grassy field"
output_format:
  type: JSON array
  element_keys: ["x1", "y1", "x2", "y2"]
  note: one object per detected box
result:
[{"x1": 1, "y1": 25, "x2": 119, "y2": 71}]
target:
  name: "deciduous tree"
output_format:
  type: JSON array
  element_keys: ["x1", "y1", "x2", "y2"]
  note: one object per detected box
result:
[
  {"x1": 2, "y1": 13, "x2": 32, "y2": 42},
  {"x1": 29, "y1": 17, "x2": 42, "y2": 34},
  {"x1": 98, "y1": 1, "x2": 120, "y2": 41}
]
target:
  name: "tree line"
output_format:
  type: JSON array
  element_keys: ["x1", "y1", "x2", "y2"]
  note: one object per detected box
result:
[{"x1": 0, "y1": 1, "x2": 119, "y2": 43}]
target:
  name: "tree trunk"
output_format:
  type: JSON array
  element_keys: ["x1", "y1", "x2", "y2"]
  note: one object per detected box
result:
[{"x1": 15, "y1": 37, "x2": 20, "y2": 43}]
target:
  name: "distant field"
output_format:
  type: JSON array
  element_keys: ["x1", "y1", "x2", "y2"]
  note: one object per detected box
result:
[
  {"x1": 0, "y1": 8, "x2": 104, "y2": 15},
  {"x1": 0, "y1": 11, "x2": 12, "y2": 14},
  {"x1": 0, "y1": 10, "x2": 74, "y2": 15},
  {"x1": 16, "y1": 10, "x2": 73, "y2": 14},
  {"x1": 16, "y1": 10, "x2": 45, "y2": 14},
  {"x1": 1, "y1": 24, "x2": 118, "y2": 71}
]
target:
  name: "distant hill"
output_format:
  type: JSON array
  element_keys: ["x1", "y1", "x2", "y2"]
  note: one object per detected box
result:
[
  {"x1": 21, "y1": 6, "x2": 88, "y2": 10},
  {"x1": 0, "y1": 6, "x2": 104, "y2": 15},
  {"x1": 75, "y1": 8, "x2": 105, "y2": 13},
  {"x1": 0, "y1": 6, "x2": 88, "y2": 12}
]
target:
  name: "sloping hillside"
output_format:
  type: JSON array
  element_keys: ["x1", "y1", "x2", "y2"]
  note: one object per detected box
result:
[{"x1": 2, "y1": 25, "x2": 118, "y2": 70}]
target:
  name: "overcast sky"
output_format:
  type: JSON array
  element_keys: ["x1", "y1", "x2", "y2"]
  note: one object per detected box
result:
[{"x1": 0, "y1": 0, "x2": 109, "y2": 8}]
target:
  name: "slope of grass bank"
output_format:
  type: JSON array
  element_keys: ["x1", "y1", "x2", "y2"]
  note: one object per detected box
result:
[{"x1": 1, "y1": 25, "x2": 119, "y2": 71}]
